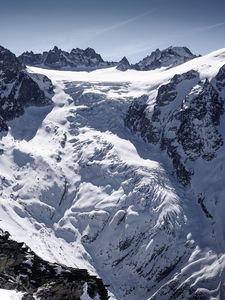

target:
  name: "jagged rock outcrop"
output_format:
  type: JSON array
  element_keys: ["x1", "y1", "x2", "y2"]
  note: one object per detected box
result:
[
  {"x1": 18, "y1": 46, "x2": 115, "y2": 70},
  {"x1": 215, "y1": 64, "x2": 225, "y2": 92},
  {"x1": 18, "y1": 46, "x2": 198, "y2": 72},
  {"x1": 0, "y1": 45, "x2": 53, "y2": 131},
  {"x1": 116, "y1": 57, "x2": 131, "y2": 71},
  {"x1": 133, "y1": 46, "x2": 198, "y2": 71},
  {"x1": 17, "y1": 51, "x2": 44, "y2": 66},
  {"x1": 0, "y1": 229, "x2": 109, "y2": 300},
  {"x1": 125, "y1": 67, "x2": 225, "y2": 185}
]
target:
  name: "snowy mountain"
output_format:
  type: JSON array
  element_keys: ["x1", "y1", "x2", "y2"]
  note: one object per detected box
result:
[
  {"x1": 0, "y1": 45, "x2": 53, "y2": 132},
  {"x1": 18, "y1": 46, "x2": 198, "y2": 72},
  {"x1": 133, "y1": 46, "x2": 198, "y2": 71},
  {"x1": 1, "y1": 45, "x2": 225, "y2": 299},
  {"x1": 125, "y1": 68, "x2": 224, "y2": 185},
  {"x1": 18, "y1": 46, "x2": 115, "y2": 70}
]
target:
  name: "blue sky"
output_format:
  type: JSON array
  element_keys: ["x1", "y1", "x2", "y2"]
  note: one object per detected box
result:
[{"x1": 0, "y1": 0, "x2": 225, "y2": 62}]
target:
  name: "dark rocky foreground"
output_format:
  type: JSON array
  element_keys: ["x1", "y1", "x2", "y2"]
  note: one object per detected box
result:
[{"x1": 0, "y1": 229, "x2": 109, "y2": 299}]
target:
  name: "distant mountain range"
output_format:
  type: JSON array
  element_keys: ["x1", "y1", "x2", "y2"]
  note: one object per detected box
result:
[
  {"x1": 18, "y1": 46, "x2": 116, "y2": 70},
  {"x1": 18, "y1": 45, "x2": 198, "y2": 71}
]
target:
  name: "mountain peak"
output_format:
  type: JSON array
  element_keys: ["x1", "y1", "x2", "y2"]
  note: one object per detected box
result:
[
  {"x1": 18, "y1": 46, "x2": 106, "y2": 70},
  {"x1": 52, "y1": 45, "x2": 60, "y2": 52},
  {"x1": 116, "y1": 56, "x2": 131, "y2": 71},
  {"x1": 134, "y1": 46, "x2": 198, "y2": 71}
]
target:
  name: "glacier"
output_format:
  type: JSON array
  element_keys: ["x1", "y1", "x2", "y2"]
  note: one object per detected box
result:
[{"x1": 1, "y1": 47, "x2": 225, "y2": 299}]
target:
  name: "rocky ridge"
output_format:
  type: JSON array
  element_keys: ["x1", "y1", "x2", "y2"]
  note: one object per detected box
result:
[
  {"x1": 133, "y1": 46, "x2": 198, "y2": 71},
  {"x1": 18, "y1": 46, "x2": 115, "y2": 70},
  {"x1": 0, "y1": 229, "x2": 109, "y2": 299},
  {"x1": 0, "y1": 45, "x2": 53, "y2": 132},
  {"x1": 18, "y1": 46, "x2": 197, "y2": 72},
  {"x1": 125, "y1": 66, "x2": 225, "y2": 185}
]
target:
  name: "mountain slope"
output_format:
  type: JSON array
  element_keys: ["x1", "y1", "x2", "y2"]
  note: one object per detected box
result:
[
  {"x1": 0, "y1": 45, "x2": 53, "y2": 132},
  {"x1": 0, "y1": 47, "x2": 225, "y2": 299}
]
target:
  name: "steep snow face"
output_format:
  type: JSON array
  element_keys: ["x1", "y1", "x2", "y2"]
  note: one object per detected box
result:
[{"x1": 1, "y1": 48, "x2": 225, "y2": 299}]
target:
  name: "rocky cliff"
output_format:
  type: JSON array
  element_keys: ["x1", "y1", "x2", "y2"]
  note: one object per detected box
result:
[
  {"x1": 125, "y1": 66, "x2": 225, "y2": 185},
  {"x1": 0, "y1": 229, "x2": 109, "y2": 299},
  {"x1": 0, "y1": 45, "x2": 53, "y2": 132}
]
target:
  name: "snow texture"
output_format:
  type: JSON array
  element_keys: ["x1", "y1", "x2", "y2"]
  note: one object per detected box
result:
[{"x1": 0, "y1": 47, "x2": 225, "y2": 299}]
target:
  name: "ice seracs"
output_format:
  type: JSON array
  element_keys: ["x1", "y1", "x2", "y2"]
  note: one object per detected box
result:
[{"x1": 1, "y1": 45, "x2": 225, "y2": 300}]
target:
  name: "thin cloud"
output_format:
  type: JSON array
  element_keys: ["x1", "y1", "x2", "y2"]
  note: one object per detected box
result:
[
  {"x1": 98, "y1": 10, "x2": 155, "y2": 35},
  {"x1": 194, "y1": 21, "x2": 225, "y2": 33},
  {"x1": 83, "y1": 9, "x2": 156, "y2": 44}
]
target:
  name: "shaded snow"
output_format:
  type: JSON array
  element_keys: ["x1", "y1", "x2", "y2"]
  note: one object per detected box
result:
[{"x1": 1, "y1": 48, "x2": 225, "y2": 299}]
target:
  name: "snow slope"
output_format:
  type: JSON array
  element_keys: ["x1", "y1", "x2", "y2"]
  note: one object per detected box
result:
[
  {"x1": 1, "y1": 48, "x2": 225, "y2": 299},
  {"x1": 0, "y1": 290, "x2": 23, "y2": 300}
]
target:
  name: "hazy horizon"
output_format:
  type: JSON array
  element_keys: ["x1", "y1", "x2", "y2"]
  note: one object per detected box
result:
[{"x1": 1, "y1": 0, "x2": 225, "y2": 62}]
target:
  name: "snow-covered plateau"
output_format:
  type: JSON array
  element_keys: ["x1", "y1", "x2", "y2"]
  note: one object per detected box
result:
[{"x1": 1, "y1": 47, "x2": 225, "y2": 299}]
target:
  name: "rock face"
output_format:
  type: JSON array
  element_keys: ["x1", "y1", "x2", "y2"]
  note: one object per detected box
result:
[
  {"x1": 18, "y1": 46, "x2": 198, "y2": 72},
  {"x1": 133, "y1": 46, "x2": 198, "y2": 71},
  {"x1": 116, "y1": 56, "x2": 131, "y2": 71},
  {"x1": 0, "y1": 229, "x2": 109, "y2": 300},
  {"x1": 125, "y1": 67, "x2": 225, "y2": 185},
  {"x1": 0, "y1": 45, "x2": 53, "y2": 131},
  {"x1": 18, "y1": 46, "x2": 115, "y2": 70}
]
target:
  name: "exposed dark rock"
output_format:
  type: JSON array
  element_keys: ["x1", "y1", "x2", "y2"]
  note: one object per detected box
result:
[
  {"x1": 177, "y1": 79, "x2": 224, "y2": 160},
  {"x1": 0, "y1": 45, "x2": 23, "y2": 83},
  {"x1": 155, "y1": 70, "x2": 199, "y2": 106},
  {"x1": 125, "y1": 68, "x2": 224, "y2": 185},
  {"x1": 215, "y1": 64, "x2": 225, "y2": 91},
  {"x1": 133, "y1": 46, "x2": 198, "y2": 71},
  {"x1": 18, "y1": 46, "x2": 198, "y2": 72},
  {"x1": 0, "y1": 45, "x2": 53, "y2": 132},
  {"x1": 18, "y1": 46, "x2": 115, "y2": 70},
  {"x1": 17, "y1": 51, "x2": 44, "y2": 66},
  {"x1": 197, "y1": 193, "x2": 213, "y2": 219},
  {"x1": 116, "y1": 57, "x2": 131, "y2": 71},
  {"x1": 124, "y1": 95, "x2": 160, "y2": 144},
  {"x1": 0, "y1": 229, "x2": 109, "y2": 300}
]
